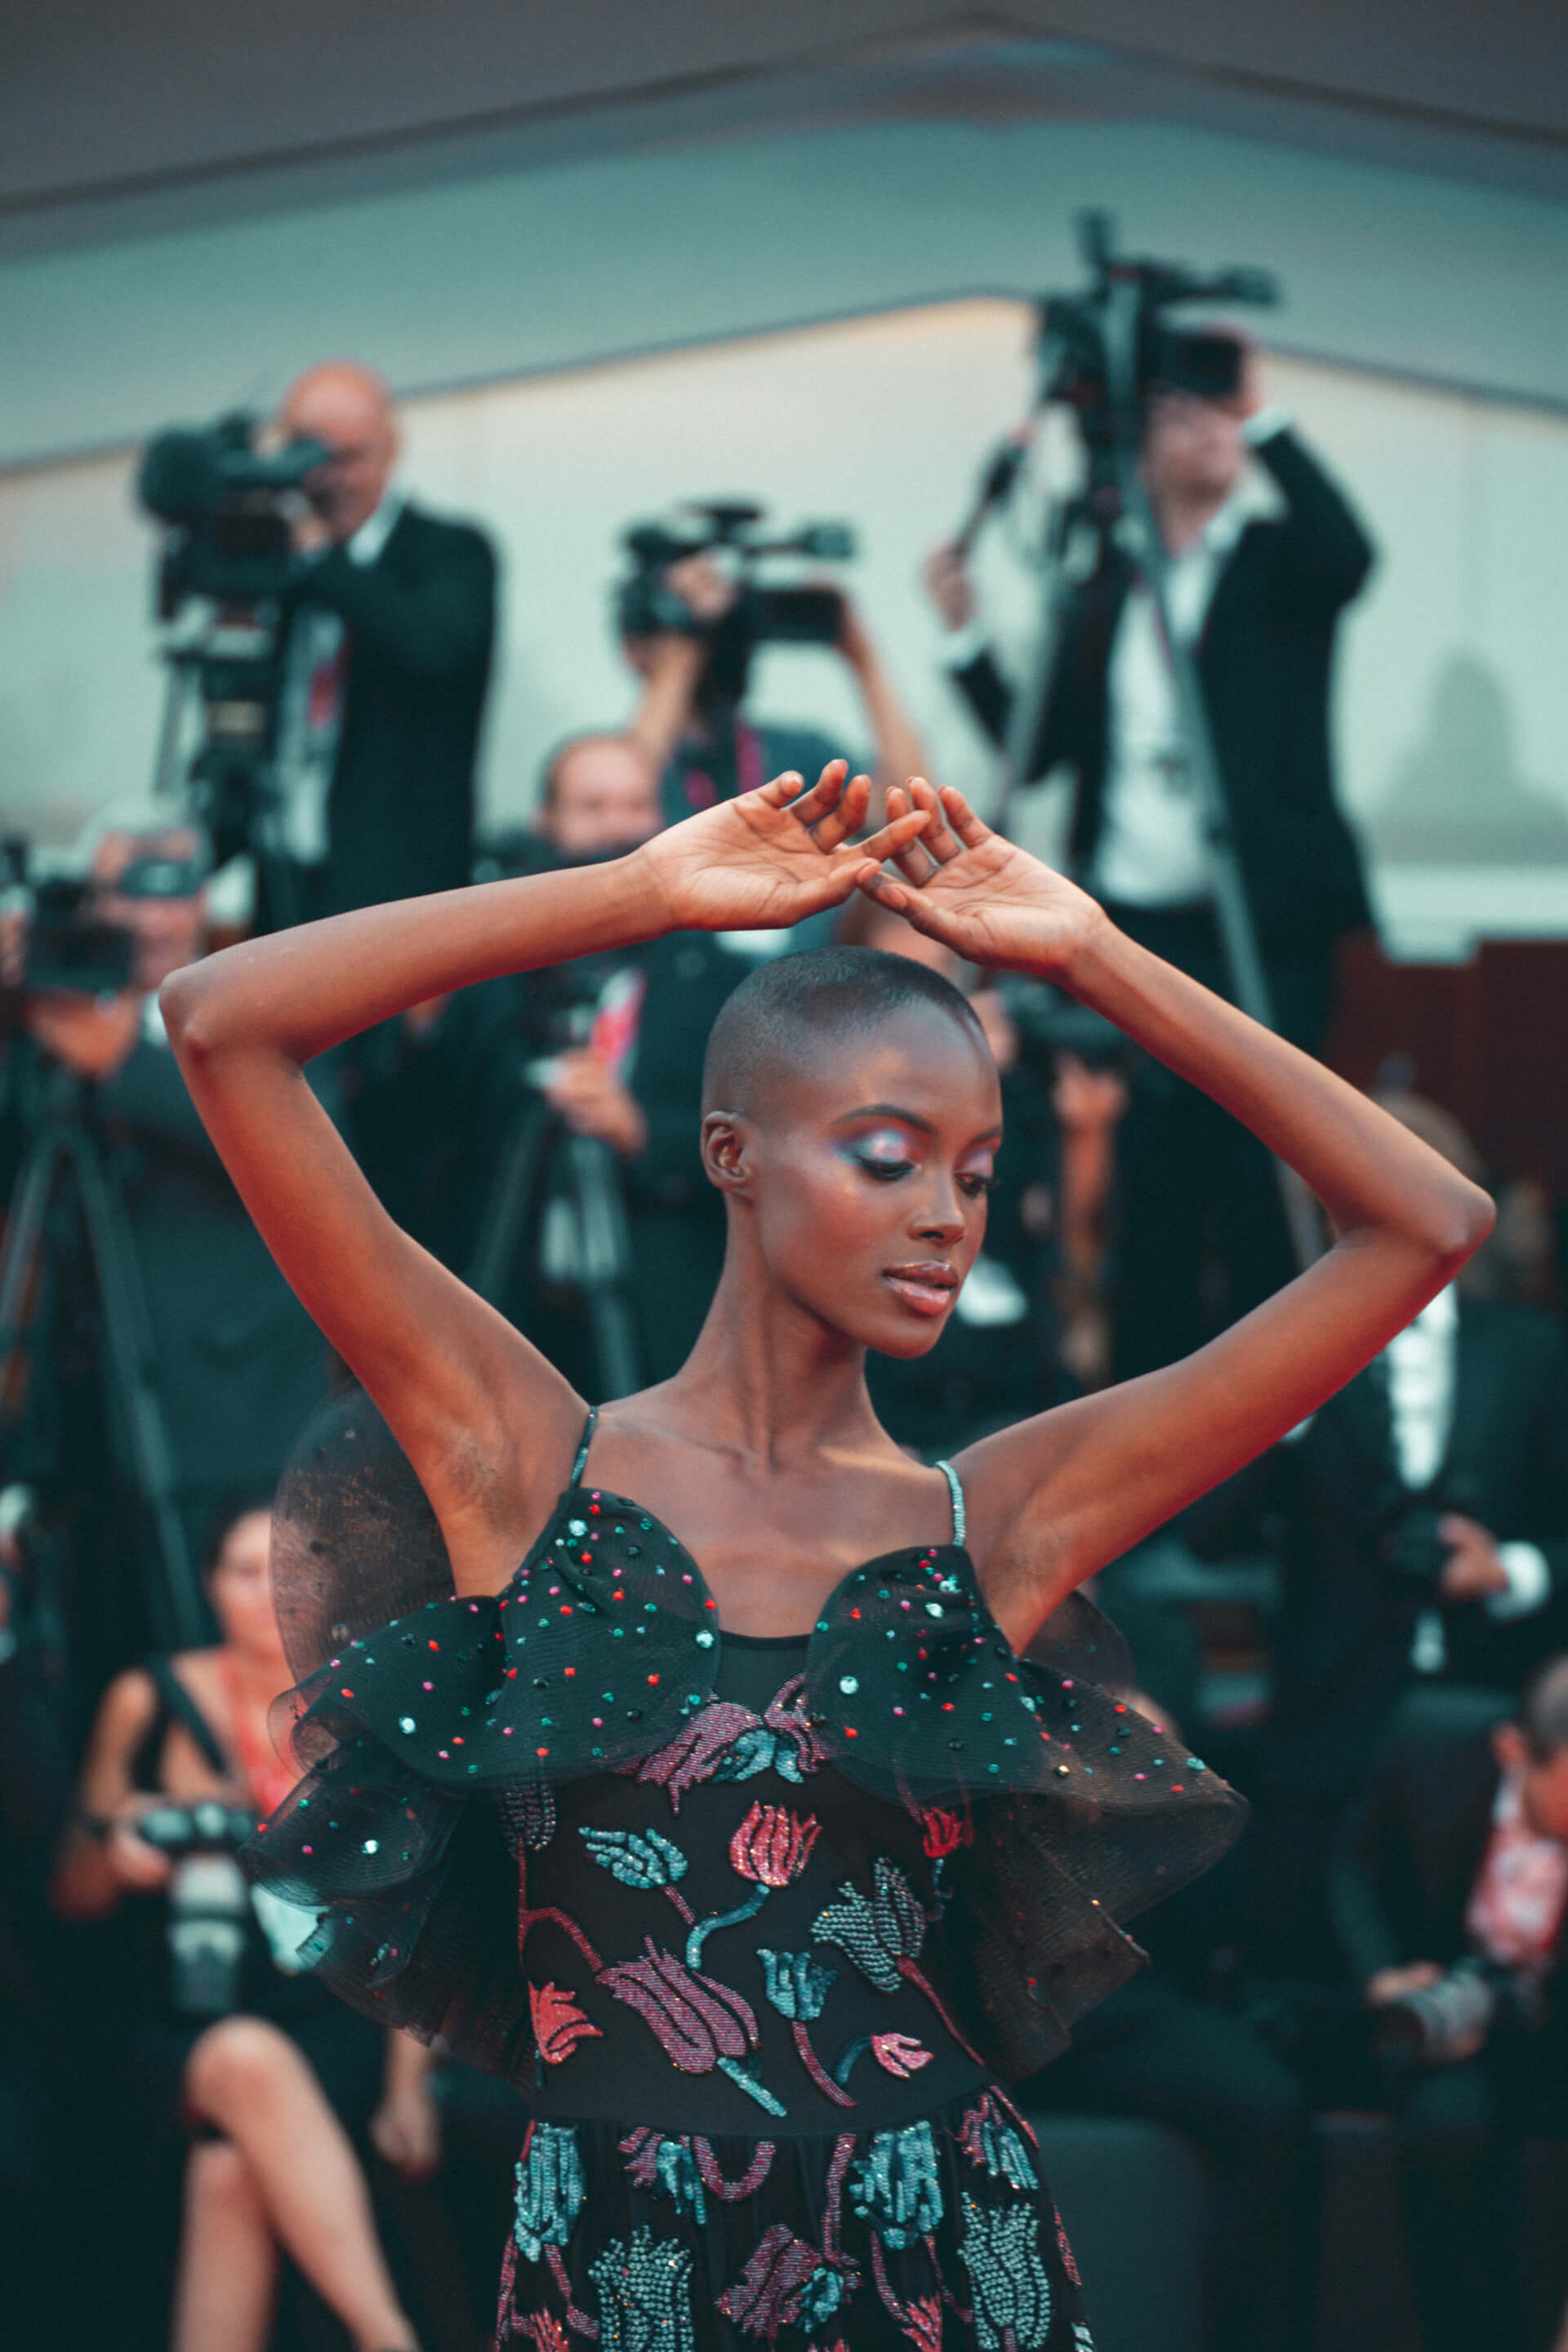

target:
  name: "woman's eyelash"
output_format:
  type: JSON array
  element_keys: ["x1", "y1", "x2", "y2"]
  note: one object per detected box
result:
[{"x1": 854, "y1": 1152, "x2": 913, "y2": 1181}]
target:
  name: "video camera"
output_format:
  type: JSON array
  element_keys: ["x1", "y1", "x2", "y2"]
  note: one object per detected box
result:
[
  {"x1": 2, "y1": 833, "x2": 206, "y2": 999},
  {"x1": 1036, "y1": 212, "x2": 1278, "y2": 459},
  {"x1": 614, "y1": 501, "x2": 856, "y2": 650},
  {"x1": 135, "y1": 412, "x2": 330, "y2": 873},
  {"x1": 137, "y1": 412, "x2": 328, "y2": 614},
  {"x1": 137, "y1": 1798, "x2": 260, "y2": 2016}
]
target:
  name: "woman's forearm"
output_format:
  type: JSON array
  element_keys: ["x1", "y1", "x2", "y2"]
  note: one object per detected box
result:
[
  {"x1": 1053, "y1": 915, "x2": 1490, "y2": 1256},
  {"x1": 162, "y1": 853, "x2": 667, "y2": 1068}
]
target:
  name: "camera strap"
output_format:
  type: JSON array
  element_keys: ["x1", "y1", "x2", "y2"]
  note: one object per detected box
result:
[{"x1": 145, "y1": 1655, "x2": 229, "y2": 1780}]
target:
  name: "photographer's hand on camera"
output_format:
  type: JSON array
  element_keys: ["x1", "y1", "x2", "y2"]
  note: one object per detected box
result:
[
  {"x1": 541, "y1": 1048, "x2": 648, "y2": 1159},
  {"x1": 922, "y1": 541, "x2": 978, "y2": 635},
  {"x1": 1436, "y1": 1512, "x2": 1512, "y2": 1602},
  {"x1": 26, "y1": 989, "x2": 143, "y2": 1084}
]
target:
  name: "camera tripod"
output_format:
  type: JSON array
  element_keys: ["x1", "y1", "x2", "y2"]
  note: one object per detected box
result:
[
  {"x1": 467, "y1": 1094, "x2": 644, "y2": 1402},
  {"x1": 987, "y1": 216, "x2": 1321, "y2": 1275},
  {"x1": 0, "y1": 1058, "x2": 207, "y2": 1650}
]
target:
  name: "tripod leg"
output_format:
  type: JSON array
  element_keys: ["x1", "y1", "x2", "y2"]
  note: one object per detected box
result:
[
  {"x1": 0, "y1": 1133, "x2": 69, "y2": 1398},
  {"x1": 468, "y1": 1099, "x2": 555, "y2": 1309},
  {"x1": 568, "y1": 1136, "x2": 644, "y2": 1401},
  {"x1": 65, "y1": 1129, "x2": 207, "y2": 1649}
]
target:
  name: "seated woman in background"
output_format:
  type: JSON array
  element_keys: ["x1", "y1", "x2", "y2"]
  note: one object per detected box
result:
[{"x1": 52, "y1": 1499, "x2": 434, "y2": 2352}]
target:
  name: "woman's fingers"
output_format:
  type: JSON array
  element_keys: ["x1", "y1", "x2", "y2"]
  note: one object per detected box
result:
[
  {"x1": 907, "y1": 777, "x2": 960, "y2": 865},
  {"x1": 811, "y1": 772, "x2": 872, "y2": 852},
  {"x1": 778, "y1": 760, "x2": 849, "y2": 826},
  {"x1": 880, "y1": 784, "x2": 935, "y2": 884},
  {"x1": 937, "y1": 784, "x2": 992, "y2": 851},
  {"x1": 751, "y1": 769, "x2": 808, "y2": 808},
  {"x1": 853, "y1": 807, "x2": 932, "y2": 866}
]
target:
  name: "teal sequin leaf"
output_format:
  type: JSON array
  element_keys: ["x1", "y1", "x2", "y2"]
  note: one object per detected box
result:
[
  {"x1": 512, "y1": 2123, "x2": 585, "y2": 2261},
  {"x1": 578, "y1": 1824, "x2": 688, "y2": 1891},
  {"x1": 848, "y1": 2120, "x2": 944, "y2": 2248}
]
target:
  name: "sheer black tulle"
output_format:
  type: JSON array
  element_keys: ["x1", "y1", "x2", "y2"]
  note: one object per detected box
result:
[{"x1": 248, "y1": 1392, "x2": 1245, "y2": 2083}]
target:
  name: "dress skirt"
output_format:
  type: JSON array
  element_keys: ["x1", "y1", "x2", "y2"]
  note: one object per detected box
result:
[{"x1": 497, "y1": 2085, "x2": 1094, "y2": 2350}]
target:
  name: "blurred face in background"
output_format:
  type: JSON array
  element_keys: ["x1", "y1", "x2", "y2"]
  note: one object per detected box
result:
[
  {"x1": 91, "y1": 826, "x2": 205, "y2": 992},
  {"x1": 542, "y1": 736, "x2": 662, "y2": 861},
  {"x1": 205, "y1": 1508, "x2": 287, "y2": 1671},
  {"x1": 1142, "y1": 389, "x2": 1247, "y2": 510},
  {"x1": 279, "y1": 363, "x2": 399, "y2": 542}
]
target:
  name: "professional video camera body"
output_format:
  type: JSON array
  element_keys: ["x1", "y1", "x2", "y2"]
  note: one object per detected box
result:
[
  {"x1": 613, "y1": 500, "x2": 856, "y2": 697},
  {"x1": 137, "y1": 1799, "x2": 320, "y2": 2014},
  {"x1": 136, "y1": 412, "x2": 327, "y2": 880}
]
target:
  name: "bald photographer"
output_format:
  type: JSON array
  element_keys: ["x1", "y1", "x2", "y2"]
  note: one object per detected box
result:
[{"x1": 267, "y1": 362, "x2": 497, "y2": 923}]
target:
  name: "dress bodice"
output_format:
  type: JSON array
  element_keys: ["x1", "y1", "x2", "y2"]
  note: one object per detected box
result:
[
  {"x1": 246, "y1": 1391, "x2": 1246, "y2": 2089},
  {"x1": 518, "y1": 1631, "x2": 991, "y2": 2134}
]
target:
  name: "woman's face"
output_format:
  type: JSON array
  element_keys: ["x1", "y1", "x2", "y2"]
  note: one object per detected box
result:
[
  {"x1": 728, "y1": 1004, "x2": 1004, "y2": 1359},
  {"x1": 207, "y1": 1510, "x2": 284, "y2": 1664}
]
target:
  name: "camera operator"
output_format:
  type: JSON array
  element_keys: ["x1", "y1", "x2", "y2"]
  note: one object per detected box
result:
[
  {"x1": 925, "y1": 337, "x2": 1375, "y2": 1377},
  {"x1": 1330, "y1": 1664, "x2": 1568, "y2": 2352},
  {"x1": 5, "y1": 810, "x2": 329, "y2": 1624},
  {"x1": 624, "y1": 550, "x2": 929, "y2": 843},
  {"x1": 267, "y1": 362, "x2": 497, "y2": 924},
  {"x1": 348, "y1": 734, "x2": 752, "y2": 1392},
  {"x1": 51, "y1": 1498, "x2": 425, "y2": 2352}
]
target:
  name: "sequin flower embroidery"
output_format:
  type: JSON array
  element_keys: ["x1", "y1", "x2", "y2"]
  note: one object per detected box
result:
[
  {"x1": 588, "y1": 2225, "x2": 697, "y2": 2352},
  {"x1": 512, "y1": 2123, "x2": 585, "y2": 2261},
  {"x1": 848, "y1": 2120, "x2": 945, "y2": 2249},
  {"x1": 716, "y1": 2221, "x2": 855, "y2": 2341},
  {"x1": 528, "y1": 1981, "x2": 602, "y2": 2067},
  {"x1": 599, "y1": 1936, "x2": 785, "y2": 2116},
  {"x1": 957, "y1": 2195, "x2": 1055, "y2": 2350}
]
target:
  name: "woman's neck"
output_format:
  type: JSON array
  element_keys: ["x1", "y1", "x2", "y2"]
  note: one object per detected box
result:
[{"x1": 656, "y1": 1266, "x2": 884, "y2": 1469}]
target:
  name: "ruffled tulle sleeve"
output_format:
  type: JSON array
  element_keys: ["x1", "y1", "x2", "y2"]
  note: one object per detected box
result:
[{"x1": 247, "y1": 1392, "x2": 1245, "y2": 2086}]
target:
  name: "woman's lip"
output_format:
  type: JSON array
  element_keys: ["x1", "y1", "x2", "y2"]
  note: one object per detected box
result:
[{"x1": 883, "y1": 1270, "x2": 957, "y2": 1317}]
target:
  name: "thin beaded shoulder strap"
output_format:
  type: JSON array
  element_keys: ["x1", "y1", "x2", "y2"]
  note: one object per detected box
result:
[
  {"x1": 936, "y1": 1457, "x2": 967, "y2": 1547},
  {"x1": 569, "y1": 1405, "x2": 599, "y2": 1487}
]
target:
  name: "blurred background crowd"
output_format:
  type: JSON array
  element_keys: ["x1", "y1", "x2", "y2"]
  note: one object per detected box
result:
[{"x1": 3, "y1": 7, "x2": 1568, "y2": 2351}]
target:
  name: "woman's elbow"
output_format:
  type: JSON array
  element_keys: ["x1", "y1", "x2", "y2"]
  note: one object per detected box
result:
[
  {"x1": 1422, "y1": 1176, "x2": 1495, "y2": 1272},
  {"x1": 159, "y1": 960, "x2": 233, "y2": 1066}
]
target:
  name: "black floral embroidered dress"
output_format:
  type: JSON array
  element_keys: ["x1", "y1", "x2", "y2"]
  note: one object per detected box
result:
[{"x1": 249, "y1": 1401, "x2": 1245, "y2": 2350}]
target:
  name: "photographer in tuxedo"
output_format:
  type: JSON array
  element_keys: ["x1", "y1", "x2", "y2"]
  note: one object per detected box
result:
[
  {"x1": 924, "y1": 340, "x2": 1374, "y2": 1376},
  {"x1": 266, "y1": 362, "x2": 497, "y2": 924},
  {"x1": 1330, "y1": 1668, "x2": 1568, "y2": 2352},
  {"x1": 1190, "y1": 1097, "x2": 1568, "y2": 1983}
]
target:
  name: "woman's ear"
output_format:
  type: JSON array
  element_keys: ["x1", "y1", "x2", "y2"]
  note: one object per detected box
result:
[
  {"x1": 702, "y1": 1110, "x2": 752, "y2": 1196},
  {"x1": 1493, "y1": 1720, "x2": 1528, "y2": 1780}
]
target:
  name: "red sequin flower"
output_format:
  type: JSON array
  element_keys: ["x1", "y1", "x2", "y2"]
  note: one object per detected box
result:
[
  {"x1": 730, "y1": 1802, "x2": 820, "y2": 1888},
  {"x1": 528, "y1": 1981, "x2": 603, "y2": 2066}
]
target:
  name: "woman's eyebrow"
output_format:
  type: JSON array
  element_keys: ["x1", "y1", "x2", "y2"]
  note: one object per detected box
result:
[
  {"x1": 832, "y1": 1102, "x2": 1003, "y2": 1144},
  {"x1": 832, "y1": 1102, "x2": 937, "y2": 1134}
]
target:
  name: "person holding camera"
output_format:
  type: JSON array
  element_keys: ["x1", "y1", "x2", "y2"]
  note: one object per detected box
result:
[
  {"x1": 4, "y1": 809, "x2": 329, "y2": 1634},
  {"x1": 623, "y1": 548, "x2": 930, "y2": 841},
  {"x1": 267, "y1": 362, "x2": 497, "y2": 925},
  {"x1": 925, "y1": 338, "x2": 1375, "y2": 1379},
  {"x1": 1330, "y1": 1664, "x2": 1568, "y2": 2352},
  {"x1": 51, "y1": 1497, "x2": 429, "y2": 2352},
  {"x1": 347, "y1": 733, "x2": 753, "y2": 1394}
]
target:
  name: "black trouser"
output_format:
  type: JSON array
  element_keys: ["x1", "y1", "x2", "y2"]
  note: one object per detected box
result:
[
  {"x1": 1022, "y1": 1970, "x2": 1319, "y2": 2352},
  {"x1": 1100, "y1": 902, "x2": 1334, "y2": 1380},
  {"x1": 1395, "y1": 2040, "x2": 1568, "y2": 2352}
]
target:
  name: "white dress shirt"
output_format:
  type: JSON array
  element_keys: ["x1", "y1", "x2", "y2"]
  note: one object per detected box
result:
[
  {"x1": 271, "y1": 491, "x2": 403, "y2": 866},
  {"x1": 1383, "y1": 1284, "x2": 1551, "y2": 1670}
]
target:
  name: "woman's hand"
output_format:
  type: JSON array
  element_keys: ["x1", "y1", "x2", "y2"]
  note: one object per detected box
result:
[
  {"x1": 634, "y1": 762, "x2": 929, "y2": 935},
  {"x1": 858, "y1": 779, "x2": 1105, "y2": 978}
]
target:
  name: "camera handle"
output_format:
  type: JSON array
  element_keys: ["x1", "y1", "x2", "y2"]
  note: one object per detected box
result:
[
  {"x1": 0, "y1": 1075, "x2": 207, "y2": 1646},
  {"x1": 467, "y1": 1095, "x2": 644, "y2": 1401}
]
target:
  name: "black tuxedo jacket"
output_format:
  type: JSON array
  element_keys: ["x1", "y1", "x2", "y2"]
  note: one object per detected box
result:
[
  {"x1": 952, "y1": 427, "x2": 1374, "y2": 960},
  {"x1": 1328, "y1": 1686, "x2": 1517, "y2": 1989},
  {"x1": 289, "y1": 501, "x2": 497, "y2": 914},
  {"x1": 1192, "y1": 1296, "x2": 1568, "y2": 1800}
]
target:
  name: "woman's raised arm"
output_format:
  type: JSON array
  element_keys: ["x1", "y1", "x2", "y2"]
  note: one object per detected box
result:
[
  {"x1": 162, "y1": 768, "x2": 926, "y2": 1590},
  {"x1": 861, "y1": 782, "x2": 1494, "y2": 1648}
]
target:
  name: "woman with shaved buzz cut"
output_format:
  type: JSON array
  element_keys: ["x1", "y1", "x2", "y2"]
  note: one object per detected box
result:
[{"x1": 161, "y1": 758, "x2": 1490, "y2": 2348}]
